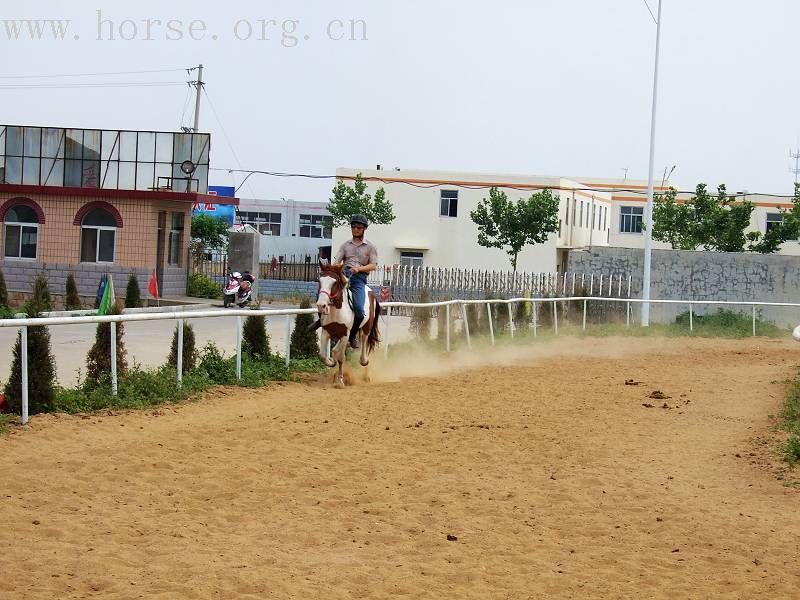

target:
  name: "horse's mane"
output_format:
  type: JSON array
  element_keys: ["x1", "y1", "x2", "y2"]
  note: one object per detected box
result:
[{"x1": 320, "y1": 262, "x2": 347, "y2": 284}]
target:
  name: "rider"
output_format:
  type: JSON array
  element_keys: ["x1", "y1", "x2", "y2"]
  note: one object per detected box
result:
[{"x1": 334, "y1": 214, "x2": 378, "y2": 349}]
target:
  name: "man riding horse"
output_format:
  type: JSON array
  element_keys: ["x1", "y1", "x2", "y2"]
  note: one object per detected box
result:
[{"x1": 310, "y1": 214, "x2": 378, "y2": 349}]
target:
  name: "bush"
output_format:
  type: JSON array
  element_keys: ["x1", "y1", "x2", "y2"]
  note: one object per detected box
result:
[
  {"x1": 167, "y1": 321, "x2": 197, "y2": 373},
  {"x1": 125, "y1": 272, "x2": 141, "y2": 308},
  {"x1": 674, "y1": 308, "x2": 782, "y2": 337},
  {"x1": 64, "y1": 272, "x2": 82, "y2": 310},
  {"x1": 290, "y1": 297, "x2": 319, "y2": 358},
  {"x1": 187, "y1": 272, "x2": 221, "y2": 299},
  {"x1": 0, "y1": 268, "x2": 8, "y2": 308},
  {"x1": 243, "y1": 312, "x2": 270, "y2": 360},
  {"x1": 410, "y1": 289, "x2": 432, "y2": 341},
  {"x1": 3, "y1": 282, "x2": 56, "y2": 415},
  {"x1": 86, "y1": 302, "x2": 128, "y2": 379}
]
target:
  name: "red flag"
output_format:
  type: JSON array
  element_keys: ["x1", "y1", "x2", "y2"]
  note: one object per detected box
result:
[{"x1": 148, "y1": 270, "x2": 159, "y2": 299}]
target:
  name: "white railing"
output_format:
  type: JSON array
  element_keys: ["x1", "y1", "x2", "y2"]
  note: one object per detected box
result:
[{"x1": 2, "y1": 297, "x2": 798, "y2": 426}]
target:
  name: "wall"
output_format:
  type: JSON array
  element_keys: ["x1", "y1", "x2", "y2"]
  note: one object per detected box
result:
[{"x1": 567, "y1": 246, "x2": 800, "y2": 327}]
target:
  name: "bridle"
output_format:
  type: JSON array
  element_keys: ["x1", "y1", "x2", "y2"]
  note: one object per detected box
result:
[{"x1": 318, "y1": 271, "x2": 346, "y2": 309}]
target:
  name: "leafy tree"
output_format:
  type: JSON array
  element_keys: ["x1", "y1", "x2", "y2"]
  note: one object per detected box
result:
[
  {"x1": 190, "y1": 213, "x2": 230, "y2": 260},
  {"x1": 748, "y1": 183, "x2": 800, "y2": 253},
  {"x1": 64, "y1": 273, "x2": 82, "y2": 310},
  {"x1": 167, "y1": 321, "x2": 197, "y2": 373},
  {"x1": 328, "y1": 173, "x2": 395, "y2": 227},
  {"x1": 124, "y1": 272, "x2": 141, "y2": 308},
  {"x1": 86, "y1": 301, "x2": 127, "y2": 379},
  {"x1": 653, "y1": 184, "x2": 757, "y2": 252},
  {"x1": 290, "y1": 297, "x2": 319, "y2": 358},
  {"x1": 470, "y1": 187, "x2": 560, "y2": 271},
  {"x1": 243, "y1": 312, "x2": 270, "y2": 360},
  {"x1": 4, "y1": 275, "x2": 56, "y2": 415}
]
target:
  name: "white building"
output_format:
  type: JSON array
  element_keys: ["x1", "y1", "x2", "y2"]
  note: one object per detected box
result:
[
  {"x1": 235, "y1": 198, "x2": 333, "y2": 260},
  {"x1": 334, "y1": 168, "x2": 613, "y2": 273}
]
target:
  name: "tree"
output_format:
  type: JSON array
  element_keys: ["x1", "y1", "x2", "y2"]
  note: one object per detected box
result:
[
  {"x1": 64, "y1": 273, "x2": 82, "y2": 310},
  {"x1": 243, "y1": 312, "x2": 270, "y2": 360},
  {"x1": 125, "y1": 272, "x2": 141, "y2": 308},
  {"x1": 167, "y1": 321, "x2": 197, "y2": 373},
  {"x1": 0, "y1": 268, "x2": 8, "y2": 308},
  {"x1": 190, "y1": 213, "x2": 230, "y2": 260},
  {"x1": 290, "y1": 297, "x2": 320, "y2": 359},
  {"x1": 653, "y1": 184, "x2": 758, "y2": 252},
  {"x1": 86, "y1": 301, "x2": 127, "y2": 380},
  {"x1": 328, "y1": 173, "x2": 395, "y2": 227},
  {"x1": 4, "y1": 274, "x2": 56, "y2": 415},
  {"x1": 747, "y1": 183, "x2": 800, "y2": 254},
  {"x1": 470, "y1": 187, "x2": 560, "y2": 271}
]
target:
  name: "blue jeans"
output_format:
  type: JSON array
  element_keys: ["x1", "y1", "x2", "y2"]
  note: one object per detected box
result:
[{"x1": 347, "y1": 271, "x2": 367, "y2": 339}]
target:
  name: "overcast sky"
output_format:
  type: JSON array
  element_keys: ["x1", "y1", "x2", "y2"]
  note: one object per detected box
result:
[{"x1": 1, "y1": 0, "x2": 798, "y2": 201}]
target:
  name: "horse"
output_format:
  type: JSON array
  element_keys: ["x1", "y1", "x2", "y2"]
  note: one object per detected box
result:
[{"x1": 315, "y1": 261, "x2": 381, "y2": 387}]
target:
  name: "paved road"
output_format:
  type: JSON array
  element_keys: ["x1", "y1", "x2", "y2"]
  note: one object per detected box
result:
[{"x1": 0, "y1": 307, "x2": 413, "y2": 387}]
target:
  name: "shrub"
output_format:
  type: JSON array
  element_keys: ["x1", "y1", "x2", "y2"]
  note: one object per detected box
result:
[
  {"x1": 31, "y1": 272, "x2": 52, "y2": 312},
  {"x1": 3, "y1": 285, "x2": 56, "y2": 415},
  {"x1": 290, "y1": 297, "x2": 319, "y2": 358},
  {"x1": 786, "y1": 435, "x2": 800, "y2": 465},
  {"x1": 64, "y1": 272, "x2": 82, "y2": 310},
  {"x1": 187, "y1": 272, "x2": 221, "y2": 299},
  {"x1": 410, "y1": 289, "x2": 432, "y2": 341},
  {"x1": 86, "y1": 302, "x2": 128, "y2": 379},
  {"x1": 0, "y1": 268, "x2": 8, "y2": 308},
  {"x1": 243, "y1": 312, "x2": 270, "y2": 360},
  {"x1": 167, "y1": 321, "x2": 197, "y2": 373},
  {"x1": 125, "y1": 272, "x2": 141, "y2": 308},
  {"x1": 197, "y1": 342, "x2": 237, "y2": 385}
]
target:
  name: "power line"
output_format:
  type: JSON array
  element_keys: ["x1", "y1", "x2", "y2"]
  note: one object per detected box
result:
[
  {"x1": 0, "y1": 81, "x2": 185, "y2": 89},
  {"x1": 207, "y1": 167, "x2": 798, "y2": 199},
  {"x1": 0, "y1": 67, "x2": 187, "y2": 80},
  {"x1": 640, "y1": 0, "x2": 658, "y2": 25}
]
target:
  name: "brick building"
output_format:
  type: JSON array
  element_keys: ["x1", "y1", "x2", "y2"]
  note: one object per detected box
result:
[{"x1": 0, "y1": 124, "x2": 237, "y2": 301}]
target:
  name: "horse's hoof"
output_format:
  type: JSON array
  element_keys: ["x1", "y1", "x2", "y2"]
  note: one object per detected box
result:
[
  {"x1": 360, "y1": 358, "x2": 369, "y2": 367},
  {"x1": 335, "y1": 378, "x2": 345, "y2": 389}
]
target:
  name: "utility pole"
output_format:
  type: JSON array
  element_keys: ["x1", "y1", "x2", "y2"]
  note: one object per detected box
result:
[
  {"x1": 790, "y1": 147, "x2": 800, "y2": 184},
  {"x1": 192, "y1": 63, "x2": 204, "y2": 132}
]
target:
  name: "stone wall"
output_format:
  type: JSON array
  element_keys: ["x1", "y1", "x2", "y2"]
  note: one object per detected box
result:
[{"x1": 567, "y1": 246, "x2": 800, "y2": 327}]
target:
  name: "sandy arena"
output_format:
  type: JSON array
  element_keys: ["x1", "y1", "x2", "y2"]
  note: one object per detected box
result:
[{"x1": 2, "y1": 336, "x2": 800, "y2": 599}]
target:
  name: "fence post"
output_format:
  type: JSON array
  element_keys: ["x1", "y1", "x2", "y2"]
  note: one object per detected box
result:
[
  {"x1": 572, "y1": 272, "x2": 576, "y2": 295},
  {"x1": 507, "y1": 302, "x2": 514, "y2": 339},
  {"x1": 461, "y1": 302, "x2": 471, "y2": 348},
  {"x1": 583, "y1": 299, "x2": 587, "y2": 330},
  {"x1": 599, "y1": 274, "x2": 604, "y2": 297},
  {"x1": 110, "y1": 321, "x2": 118, "y2": 396},
  {"x1": 176, "y1": 319, "x2": 184, "y2": 388},
  {"x1": 486, "y1": 302, "x2": 495, "y2": 345},
  {"x1": 553, "y1": 300, "x2": 559, "y2": 335},
  {"x1": 21, "y1": 326, "x2": 28, "y2": 426},
  {"x1": 446, "y1": 303, "x2": 451, "y2": 352},
  {"x1": 285, "y1": 314, "x2": 291, "y2": 369},
  {"x1": 626, "y1": 301, "x2": 631, "y2": 328},
  {"x1": 590, "y1": 273, "x2": 594, "y2": 295},
  {"x1": 689, "y1": 304, "x2": 693, "y2": 332},
  {"x1": 384, "y1": 306, "x2": 391, "y2": 358},
  {"x1": 752, "y1": 305, "x2": 756, "y2": 337},
  {"x1": 236, "y1": 315, "x2": 242, "y2": 380}
]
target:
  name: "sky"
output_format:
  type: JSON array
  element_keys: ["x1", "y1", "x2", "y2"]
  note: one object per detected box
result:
[{"x1": 1, "y1": 0, "x2": 798, "y2": 201}]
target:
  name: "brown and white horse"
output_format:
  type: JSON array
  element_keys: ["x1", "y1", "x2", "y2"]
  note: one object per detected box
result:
[{"x1": 315, "y1": 261, "x2": 380, "y2": 387}]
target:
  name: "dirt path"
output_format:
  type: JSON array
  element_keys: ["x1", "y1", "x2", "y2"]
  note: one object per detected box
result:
[{"x1": 2, "y1": 336, "x2": 799, "y2": 599}]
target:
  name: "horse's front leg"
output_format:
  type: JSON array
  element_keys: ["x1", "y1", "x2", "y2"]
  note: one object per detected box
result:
[
  {"x1": 359, "y1": 328, "x2": 369, "y2": 367},
  {"x1": 318, "y1": 327, "x2": 335, "y2": 367},
  {"x1": 332, "y1": 337, "x2": 347, "y2": 388}
]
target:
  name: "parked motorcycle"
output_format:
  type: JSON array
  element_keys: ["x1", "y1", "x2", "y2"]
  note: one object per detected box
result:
[{"x1": 223, "y1": 271, "x2": 255, "y2": 308}]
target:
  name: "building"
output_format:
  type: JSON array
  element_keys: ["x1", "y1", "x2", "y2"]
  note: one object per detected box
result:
[
  {"x1": 0, "y1": 123, "x2": 235, "y2": 299},
  {"x1": 234, "y1": 198, "x2": 333, "y2": 260},
  {"x1": 334, "y1": 167, "x2": 800, "y2": 274},
  {"x1": 334, "y1": 167, "x2": 614, "y2": 273}
]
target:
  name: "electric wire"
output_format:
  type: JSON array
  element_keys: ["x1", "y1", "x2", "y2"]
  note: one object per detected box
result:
[{"x1": 0, "y1": 68, "x2": 187, "y2": 80}]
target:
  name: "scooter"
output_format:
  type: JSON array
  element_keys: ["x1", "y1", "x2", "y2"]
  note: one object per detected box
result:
[{"x1": 223, "y1": 272, "x2": 242, "y2": 308}]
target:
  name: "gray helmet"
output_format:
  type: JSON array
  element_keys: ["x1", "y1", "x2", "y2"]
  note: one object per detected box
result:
[{"x1": 350, "y1": 214, "x2": 369, "y2": 228}]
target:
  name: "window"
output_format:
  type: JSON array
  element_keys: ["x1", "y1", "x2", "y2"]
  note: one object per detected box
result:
[
  {"x1": 168, "y1": 212, "x2": 184, "y2": 266},
  {"x1": 440, "y1": 190, "x2": 458, "y2": 217},
  {"x1": 579, "y1": 201, "x2": 584, "y2": 227},
  {"x1": 620, "y1": 206, "x2": 644, "y2": 233},
  {"x1": 240, "y1": 211, "x2": 281, "y2": 236},
  {"x1": 299, "y1": 214, "x2": 332, "y2": 239},
  {"x1": 592, "y1": 205, "x2": 596, "y2": 229},
  {"x1": 4, "y1": 205, "x2": 38, "y2": 259},
  {"x1": 766, "y1": 212, "x2": 784, "y2": 233},
  {"x1": 565, "y1": 200, "x2": 570, "y2": 226},
  {"x1": 80, "y1": 208, "x2": 116, "y2": 262},
  {"x1": 400, "y1": 251, "x2": 424, "y2": 268}
]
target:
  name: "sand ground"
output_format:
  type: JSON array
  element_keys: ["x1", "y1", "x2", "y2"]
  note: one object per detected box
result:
[{"x1": 1, "y1": 336, "x2": 800, "y2": 599}]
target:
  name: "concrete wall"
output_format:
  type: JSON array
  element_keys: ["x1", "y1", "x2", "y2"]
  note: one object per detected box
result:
[
  {"x1": 567, "y1": 246, "x2": 800, "y2": 327},
  {"x1": 259, "y1": 279, "x2": 317, "y2": 301}
]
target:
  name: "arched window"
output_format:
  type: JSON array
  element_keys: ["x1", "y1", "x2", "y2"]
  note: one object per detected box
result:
[
  {"x1": 4, "y1": 205, "x2": 39, "y2": 259},
  {"x1": 80, "y1": 208, "x2": 117, "y2": 263}
]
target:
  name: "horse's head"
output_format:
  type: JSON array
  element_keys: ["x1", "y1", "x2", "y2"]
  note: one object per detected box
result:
[{"x1": 316, "y1": 260, "x2": 348, "y2": 315}]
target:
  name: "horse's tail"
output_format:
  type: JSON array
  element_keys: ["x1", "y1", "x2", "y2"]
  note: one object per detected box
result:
[{"x1": 367, "y1": 295, "x2": 381, "y2": 354}]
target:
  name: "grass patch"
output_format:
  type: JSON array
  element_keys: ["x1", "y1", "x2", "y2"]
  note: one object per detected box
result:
[
  {"x1": 0, "y1": 413, "x2": 10, "y2": 436},
  {"x1": 782, "y1": 377, "x2": 800, "y2": 466}
]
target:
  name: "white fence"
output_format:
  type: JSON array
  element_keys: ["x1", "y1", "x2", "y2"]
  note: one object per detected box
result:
[{"x1": 2, "y1": 297, "x2": 798, "y2": 426}]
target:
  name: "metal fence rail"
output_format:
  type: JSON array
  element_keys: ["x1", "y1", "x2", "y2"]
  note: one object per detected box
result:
[{"x1": 3, "y1": 296, "x2": 798, "y2": 426}]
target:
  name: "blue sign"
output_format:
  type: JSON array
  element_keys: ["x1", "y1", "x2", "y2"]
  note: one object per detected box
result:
[{"x1": 192, "y1": 185, "x2": 237, "y2": 225}]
